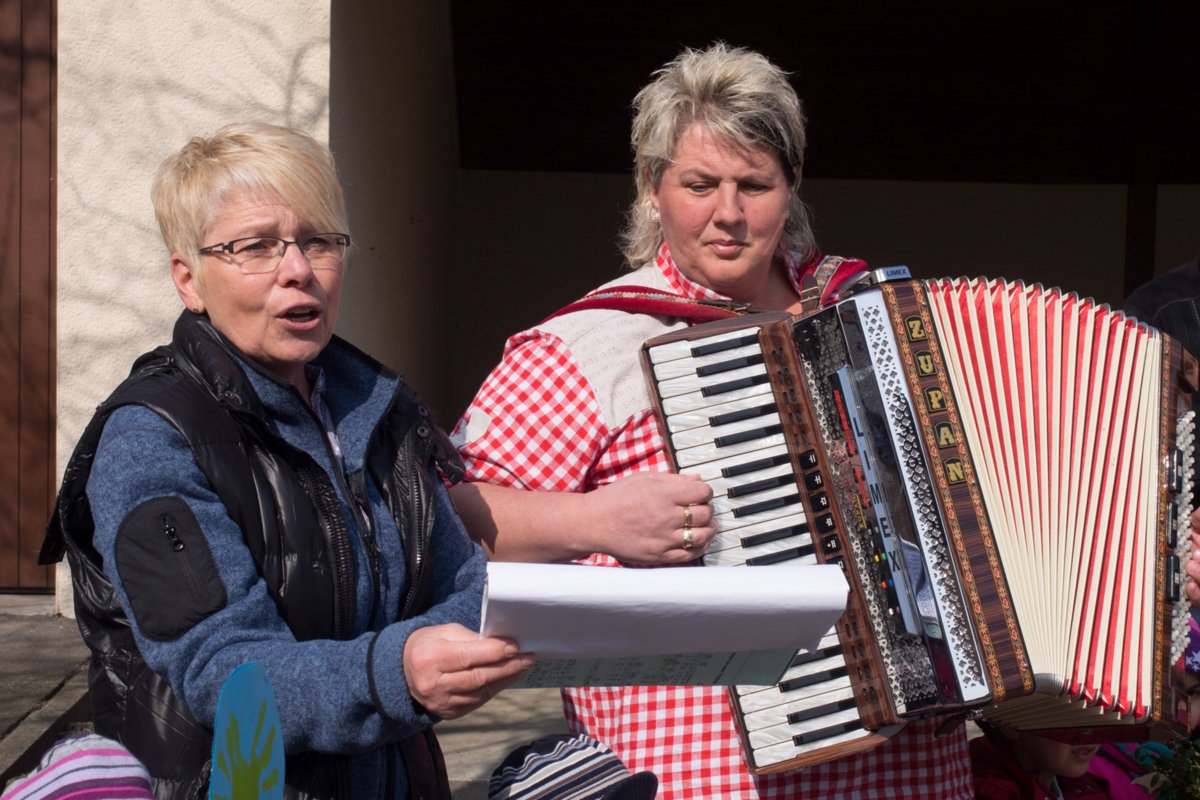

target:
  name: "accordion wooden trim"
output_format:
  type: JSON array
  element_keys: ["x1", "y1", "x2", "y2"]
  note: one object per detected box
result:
[{"x1": 640, "y1": 276, "x2": 1199, "y2": 775}]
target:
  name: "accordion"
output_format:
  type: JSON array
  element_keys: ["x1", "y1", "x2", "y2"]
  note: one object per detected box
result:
[{"x1": 640, "y1": 269, "x2": 1199, "y2": 774}]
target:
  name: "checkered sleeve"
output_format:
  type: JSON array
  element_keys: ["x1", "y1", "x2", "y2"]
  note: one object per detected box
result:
[{"x1": 454, "y1": 330, "x2": 610, "y2": 493}]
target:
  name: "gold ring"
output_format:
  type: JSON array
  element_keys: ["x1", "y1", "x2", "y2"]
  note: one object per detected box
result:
[
  {"x1": 683, "y1": 504, "x2": 693, "y2": 529},
  {"x1": 682, "y1": 528, "x2": 695, "y2": 549}
]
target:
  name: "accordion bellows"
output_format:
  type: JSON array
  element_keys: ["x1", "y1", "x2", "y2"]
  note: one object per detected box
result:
[{"x1": 642, "y1": 274, "x2": 1198, "y2": 774}]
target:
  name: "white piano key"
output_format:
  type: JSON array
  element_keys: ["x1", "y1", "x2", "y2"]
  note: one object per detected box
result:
[
  {"x1": 677, "y1": 444, "x2": 790, "y2": 487},
  {"x1": 646, "y1": 327, "x2": 764, "y2": 364},
  {"x1": 707, "y1": 513, "x2": 810, "y2": 553},
  {"x1": 713, "y1": 493, "x2": 804, "y2": 530},
  {"x1": 665, "y1": 393, "x2": 780, "y2": 434},
  {"x1": 675, "y1": 431, "x2": 788, "y2": 468},
  {"x1": 751, "y1": 725, "x2": 872, "y2": 768},
  {"x1": 655, "y1": 362, "x2": 768, "y2": 400},
  {"x1": 738, "y1": 653, "x2": 848, "y2": 702},
  {"x1": 651, "y1": 343, "x2": 766, "y2": 381},
  {"x1": 661, "y1": 380, "x2": 774, "y2": 416},
  {"x1": 735, "y1": 632, "x2": 841, "y2": 696},
  {"x1": 698, "y1": 461, "x2": 796, "y2": 499},
  {"x1": 712, "y1": 482, "x2": 798, "y2": 515},
  {"x1": 742, "y1": 683, "x2": 857, "y2": 731},
  {"x1": 748, "y1": 706, "x2": 862, "y2": 748},
  {"x1": 705, "y1": 537, "x2": 813, "y2": 567},
  {"x1": 670, "y1": 411, "x2": 782, "y2": 450},
  {"x1": 737, "y1": 672, "x2": 850, "y2": 714}
]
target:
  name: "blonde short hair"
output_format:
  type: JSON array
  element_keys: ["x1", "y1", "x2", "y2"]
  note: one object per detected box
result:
[
  {"x1": 152, "y1": 123, "x2": 349, "y2": 267},
  {"x1": 621, "y1": 43, "x2": 817, "y2": 268}
]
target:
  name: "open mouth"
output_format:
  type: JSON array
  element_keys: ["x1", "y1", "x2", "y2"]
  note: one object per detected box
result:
[{"x1": 283, "y1": 307, "x2": 319, "y2": 323}]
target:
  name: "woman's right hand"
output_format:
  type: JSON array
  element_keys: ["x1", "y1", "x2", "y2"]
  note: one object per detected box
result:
[
  {"x1": 582, "y1": 472, "x2": 716, "y2": 564},
  {"x1": 402, "y1": 623, "x2": 533, "y2": 721}
]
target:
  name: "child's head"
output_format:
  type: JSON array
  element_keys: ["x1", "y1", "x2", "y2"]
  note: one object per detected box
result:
[
  {"x1": 1006, "y1": 730, "x2": 1101, "y2": 784},
  {"x1": 979, "y1": 719, "x2": 1101, "y2": 791}
]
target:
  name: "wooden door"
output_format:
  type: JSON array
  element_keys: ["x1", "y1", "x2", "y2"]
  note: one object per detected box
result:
[{"x1": 0, "y1": 0, "x2": 55, "y2": 590}]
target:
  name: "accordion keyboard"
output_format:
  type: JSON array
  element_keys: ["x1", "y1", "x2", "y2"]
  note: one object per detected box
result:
[{"x1": 645, "y1": 325, "x2": 878, "y2": 771}]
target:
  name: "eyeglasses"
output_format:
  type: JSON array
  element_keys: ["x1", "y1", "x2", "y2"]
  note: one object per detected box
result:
[{"x1": 198, "y1": 233, "x2": 351, "y2": 274}]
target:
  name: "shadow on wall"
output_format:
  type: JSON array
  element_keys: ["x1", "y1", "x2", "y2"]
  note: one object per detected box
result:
[{"x1": 56, "y1": 1, "x2": 333, "y2": 466}]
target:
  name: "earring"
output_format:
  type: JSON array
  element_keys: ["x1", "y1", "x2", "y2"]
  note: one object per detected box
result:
[{"x1": 651, "y1": 208, "x2": 660, "y2": 224}]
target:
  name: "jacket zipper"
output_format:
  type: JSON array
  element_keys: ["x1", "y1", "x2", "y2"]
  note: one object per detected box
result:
[{"x1": 301, "y1": 393, "x2": 385, "y2": 630}]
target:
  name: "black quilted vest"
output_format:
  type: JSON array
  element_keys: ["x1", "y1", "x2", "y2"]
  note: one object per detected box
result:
[{"x1": 40, "y1": 312, "x2": 460, "y2": 800}]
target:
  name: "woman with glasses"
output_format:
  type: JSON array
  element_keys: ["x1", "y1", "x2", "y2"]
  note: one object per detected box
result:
[{"x1": 42, "y1": 123, "x2": 529, "y2": 799}]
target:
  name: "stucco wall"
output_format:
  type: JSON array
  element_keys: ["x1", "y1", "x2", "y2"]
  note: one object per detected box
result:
[{"x1": 56, "y1": 0, "x2": 333, "y2": 609}]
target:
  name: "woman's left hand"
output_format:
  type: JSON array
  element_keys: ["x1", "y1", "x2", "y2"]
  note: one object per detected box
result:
[{"x1": 402, "y1": 623, "x2": 533, "y2": 720}]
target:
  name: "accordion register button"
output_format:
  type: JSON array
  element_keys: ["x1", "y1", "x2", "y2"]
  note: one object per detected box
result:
[
  {"x1": 810, "y1": 492, "x2": 830, "y2": 511},
  {"x1": 1167, "y1": 555, "x2": 1181, "y2": 602},
  {"x1": 1169, "y1": 448, "x2": 1184, "y2": 494},
  {"x1": 1167, "y1": 502, "x2": 1179, "y2": 548},
  {"x1": 815, "y1": 513, "x2": 836, "y2": 533},
  {"x1": 804, "y1": 472, "x2": 825, "y2": 491},
  {"x1": 799, "y1": 449, "x2": 819, "y2": 470}
]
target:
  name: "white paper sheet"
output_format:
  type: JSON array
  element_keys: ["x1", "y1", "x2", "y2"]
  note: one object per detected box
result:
[{"x1": 481, "y1": 562, "x2": 848, "y2": 687}]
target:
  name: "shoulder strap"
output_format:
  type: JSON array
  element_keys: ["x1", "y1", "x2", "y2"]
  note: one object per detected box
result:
[
  {"x1": 545, "y1": 255, "x2": 869, "y2": 323},
  {"x1": 541, "y1": 286, "x2": 752, "y2": 324},
  {"x1": 798, "y1": 255, "x2": 870, "y2": 313}
]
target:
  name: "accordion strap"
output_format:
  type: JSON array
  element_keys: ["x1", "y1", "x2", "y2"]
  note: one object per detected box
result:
[
  {"x1": 542, "y1": 255, "x2": 867, "y2": 323},
  {"x1": 541, "y1": 287, "x2": 752, "y2": 324}
]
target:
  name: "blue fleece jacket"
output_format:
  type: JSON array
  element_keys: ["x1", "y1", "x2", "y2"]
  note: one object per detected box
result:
[{"x1": 86, "y1": 348, "x2": 486, "y2": 798}]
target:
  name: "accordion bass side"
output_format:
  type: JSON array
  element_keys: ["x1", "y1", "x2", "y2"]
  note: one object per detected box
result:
[{"x1": 640, "y1": 273, "x2": 1199, "y2": 775}]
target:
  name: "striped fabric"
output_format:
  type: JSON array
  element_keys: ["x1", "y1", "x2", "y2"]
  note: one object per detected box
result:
[
  {"x1": 0, "y1": 734, "x2": 153, "y2": 800},
  {"x1": 489, "y1": 734, "x2": 657, "y2": 800}
]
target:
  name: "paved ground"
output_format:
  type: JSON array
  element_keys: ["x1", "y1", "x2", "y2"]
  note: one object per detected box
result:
[{"x1": 0, "y1": 594, "x2": 565, "y2": 797}]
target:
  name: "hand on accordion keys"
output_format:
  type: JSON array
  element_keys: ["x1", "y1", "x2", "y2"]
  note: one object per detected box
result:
[
  {"x1": 586, "y1": 472, "x2": 716, "y2": 564},
  {"x1": 1187, "y1": 508, "x2": 1200, "y2": 608}
]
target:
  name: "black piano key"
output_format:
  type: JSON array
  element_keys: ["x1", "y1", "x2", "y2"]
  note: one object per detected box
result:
[
  {"x1": 701, "y1": 372, "x2": 770, "y2": 398},
  {"x1": 696, "y1": 353, "x2": 765, "y2": 377},
  {"x1": 715, "y1": 423, "x2": 784, "y2": 448},
  {"x1": 709, "y1": 403, "x2": 775, "y2": 427},
  {"x1": 746, "y1": 547, "x2": 810, "y2": 566},
  {"x1": 787, "y1": 697, "x2": 859, "y2": 725},
  {"x1": 778, "y1": 665, "x2": 849, "y2": 693},
  {"x1": 728, "y1": 474, "x2": 791, "y2": 498},
  {"x1": 690, "y1": 332, "x2": 761, "y2": 358},
  {"x1": 789, "y1": 645, "x2": 842, "y2": 666},
  {"x1": 732, "y1": 493, "x2": 801, "y2": 518},
  {"x1": 722, "y1": 453, "x2": 790, "y2": 479},
  {"x1": 793, "y1": 718, "x2": 864, "y2": 746},
  {"x1": 741, "y1": 524, "x2": 810, "y2": 548}
]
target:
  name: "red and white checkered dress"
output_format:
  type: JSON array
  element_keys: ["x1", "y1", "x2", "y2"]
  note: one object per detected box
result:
[{"x1": 454, "y1": 245, "x2": 972, "y2": 798}]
